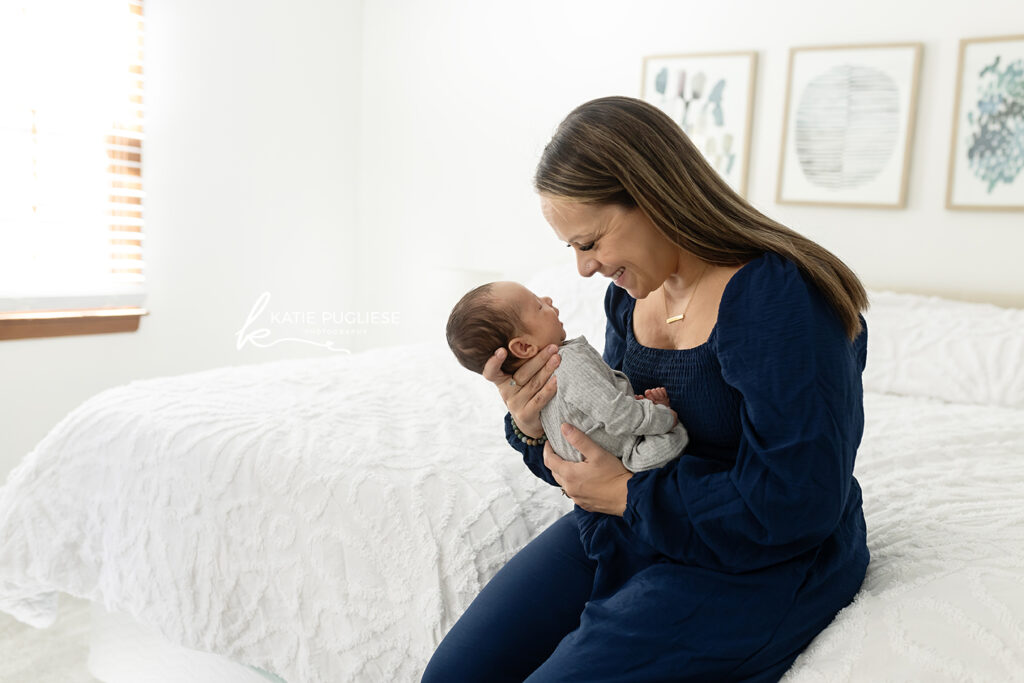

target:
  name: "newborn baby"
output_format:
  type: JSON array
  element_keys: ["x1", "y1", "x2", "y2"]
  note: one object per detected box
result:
[{"x1": 446, "y1": 281, "x2": 688, "y2": 472}]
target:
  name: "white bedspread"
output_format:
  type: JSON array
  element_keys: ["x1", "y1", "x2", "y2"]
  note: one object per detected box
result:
[
  {"x1": 787, "y1": 393, "x2": 1024, "y2": 682},
  {"x1": 0, "y1": 346, "x2": 574, "y2": 682},
  {"x1": 2, "y1": 272, "x2": 1023, "y2": 682}
]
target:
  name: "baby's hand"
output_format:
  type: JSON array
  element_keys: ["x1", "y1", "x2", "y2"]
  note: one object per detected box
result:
[
  {"x1": 644, "y1": 387, "x2": 670, "y2": 406},
  {"x1": 638, "y1": 387, "x2": 678, "y2": 427}
]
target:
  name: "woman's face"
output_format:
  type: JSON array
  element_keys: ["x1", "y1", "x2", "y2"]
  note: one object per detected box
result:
[{"x1": 539, "y1": 195, "x2": 679, "y2": 300}]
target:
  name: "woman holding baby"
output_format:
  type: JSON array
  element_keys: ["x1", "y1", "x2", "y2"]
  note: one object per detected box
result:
[{"x1": 422, "y1": 96, "x2": 869, "y2": 682}]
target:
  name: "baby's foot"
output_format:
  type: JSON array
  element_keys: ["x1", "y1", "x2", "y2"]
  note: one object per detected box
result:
[{"x1": 645, "y1": 387, "x2": 670, "y2": 406}]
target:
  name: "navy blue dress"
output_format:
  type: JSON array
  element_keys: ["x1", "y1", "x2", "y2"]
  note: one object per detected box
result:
[{"x1": 422, "y1": 251, "x2": 870, "y2": 682}]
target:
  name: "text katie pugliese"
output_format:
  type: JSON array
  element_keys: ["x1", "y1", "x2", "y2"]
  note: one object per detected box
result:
[{"x1": 269, "y1": 310, "x2": 401, "y2": 326}]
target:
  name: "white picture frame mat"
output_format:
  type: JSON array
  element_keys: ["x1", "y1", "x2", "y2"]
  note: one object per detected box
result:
[{"x1": 780, "y1": 45, "x2": 920, "y2": 205}]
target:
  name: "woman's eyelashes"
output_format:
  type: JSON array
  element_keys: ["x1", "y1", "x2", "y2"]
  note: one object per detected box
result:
[{"x1": 565, "y1": 240, "x2": 596, "y2": 252}]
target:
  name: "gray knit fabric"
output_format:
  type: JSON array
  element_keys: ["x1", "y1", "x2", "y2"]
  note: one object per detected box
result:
[{"x1": 539, "y1": 335, "x2": 688, "y2": 472}]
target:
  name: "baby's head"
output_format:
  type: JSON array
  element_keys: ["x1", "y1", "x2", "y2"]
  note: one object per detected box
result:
[{"x1": 446, "y1": 281, "x2": 566, "y2": 376}]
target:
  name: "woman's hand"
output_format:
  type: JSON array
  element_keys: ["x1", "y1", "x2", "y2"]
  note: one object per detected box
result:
[
  {"x1": 482, "y1": 344, "x2": 560, "y2": 439},
  {"x1": 544, "y1": 423, "x2": 633, "y2": 516}
]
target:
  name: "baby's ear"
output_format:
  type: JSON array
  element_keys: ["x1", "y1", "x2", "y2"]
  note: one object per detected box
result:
[{"x1": 506, "y1": 337, "x2": 532, "y2": 360}]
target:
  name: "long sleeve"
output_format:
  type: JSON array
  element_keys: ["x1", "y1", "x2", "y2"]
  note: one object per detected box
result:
[
  {"x1": 504, "y1": 412, "x2": 560, "y2": 487},
  {"x1": 621, "y1": 257, "x2": 868, "y2": 573},
  {"x1": 564, "y1": 360, "x2": 678, "y2": 438},
  {"x1": 624, "y1": 421, "x2": 689, "y2": 472}
]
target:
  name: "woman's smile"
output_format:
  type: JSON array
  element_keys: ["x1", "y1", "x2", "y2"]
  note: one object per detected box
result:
[{"x1": 540, "y1": 195, "x2": 682, "y2": 300}]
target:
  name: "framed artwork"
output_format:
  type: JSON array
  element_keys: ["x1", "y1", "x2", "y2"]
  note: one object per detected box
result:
[
  {"x1": 946, "y1": 34, "x2": 1024, "y2": 211},
  {"x1": 640, "y1": 51, "x2": 758, "y2": 198},
  {"x1": 777, "y1": 43, "x2": 923, "y2": 208}
]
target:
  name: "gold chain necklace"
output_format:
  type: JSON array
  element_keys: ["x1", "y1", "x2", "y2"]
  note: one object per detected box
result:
[{"x1": 663, "y1": 264, "x2": 709, "y2": 324}]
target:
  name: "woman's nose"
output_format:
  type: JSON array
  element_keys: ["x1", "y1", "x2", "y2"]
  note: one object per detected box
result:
[{"x1": 575, "y1": 251, "x2": 598, "y2": 277}]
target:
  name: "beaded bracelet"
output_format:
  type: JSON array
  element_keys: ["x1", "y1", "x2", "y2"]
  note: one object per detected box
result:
[{"x1": 510, "y1": 414, "x2": 548, "y2": 446}]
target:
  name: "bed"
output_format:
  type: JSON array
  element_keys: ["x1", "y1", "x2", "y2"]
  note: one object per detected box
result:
[{"x1": 1, "y1": 263, "x2": 1023, "y2": 682}]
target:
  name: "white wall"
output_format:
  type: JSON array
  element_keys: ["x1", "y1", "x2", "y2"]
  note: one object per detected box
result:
[
  {"x1": 356, "y1": 0, "x2": 1024, "y2": 353},
  {"x1": 0, "y1": 0, "x2": 363, "y2": 478},
  {"x1": 3, "y1": 0, "x2": 1023, "y2": 480}
]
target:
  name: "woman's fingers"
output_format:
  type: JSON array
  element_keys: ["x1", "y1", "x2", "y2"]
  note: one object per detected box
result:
[
  {"x1": 498, "y1": 346, "x2": 560, "y2": 438},
  {"x1": 506, "y1": 345, "x2": 560, "y2": 407},
  {"x1": 526, "y1": 369, "x2": 558, "y2": 413},
  {"x1": 483, "y1": 343, "x2": 561, "y2": 432},
  {"x1": 522, "y1": 349, "x2": 561, "y2": 394},
  {"x1": 481, "y1": 348, "x2": 511, "y2": 385}
]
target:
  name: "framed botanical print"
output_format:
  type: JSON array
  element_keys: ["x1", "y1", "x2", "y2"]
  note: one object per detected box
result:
[
  {"x1": 777, "y1": 43, "x2": 923, "y2": 208},
  {"x1": 640, "y1": 50, "x2": 758, "y2": 198},
  {"x1": 946, "y1": 34, "x2": 1024, "y2": 211}
]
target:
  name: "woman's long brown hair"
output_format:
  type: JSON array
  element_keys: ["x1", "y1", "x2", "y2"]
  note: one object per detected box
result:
[{"x1": 534, "y1": 95, "x2": 868, "y2": 340}]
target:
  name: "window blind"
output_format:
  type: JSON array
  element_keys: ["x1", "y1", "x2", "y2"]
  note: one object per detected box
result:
[{"x1": 0, "y1": 0, "x2": 146, "y2": 315}]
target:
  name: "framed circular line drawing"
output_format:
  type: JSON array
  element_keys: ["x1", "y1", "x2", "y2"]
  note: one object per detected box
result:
[{"x1": 777, "y1": 42, "x2": 923, "y2": 209}]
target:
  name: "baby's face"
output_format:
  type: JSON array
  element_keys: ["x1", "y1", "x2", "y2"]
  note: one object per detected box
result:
[{"x1": 492, "y1": 281, "x2": 566, "y2": 351}]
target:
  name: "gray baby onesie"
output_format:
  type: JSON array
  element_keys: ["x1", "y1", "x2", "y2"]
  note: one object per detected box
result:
[{"x1": 539, "y1": 335, "x2": 688, "y2": 472}]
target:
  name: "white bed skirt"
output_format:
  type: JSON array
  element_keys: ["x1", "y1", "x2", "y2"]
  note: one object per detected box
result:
[{"x1": 87, "y1": 604, "x2": 286, "y2": 683}]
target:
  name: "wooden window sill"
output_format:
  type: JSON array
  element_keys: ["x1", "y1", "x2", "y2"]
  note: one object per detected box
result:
[{"x1": 0, "y1": 308, "x2": 149, "y2": 341}]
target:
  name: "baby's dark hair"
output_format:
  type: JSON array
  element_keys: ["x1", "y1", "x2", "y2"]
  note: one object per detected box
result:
[{"x1": 446, "y1": 283, "x2": 529, "y2": 376}]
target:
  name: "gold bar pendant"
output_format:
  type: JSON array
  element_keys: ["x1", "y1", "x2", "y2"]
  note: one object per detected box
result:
[{"x1": 665, "y1": 314, "x2": 685, "y2": 324}]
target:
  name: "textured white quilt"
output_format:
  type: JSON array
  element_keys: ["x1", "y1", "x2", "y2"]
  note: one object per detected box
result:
[
  {"x1": 1, "y1": 266, "x2": 1023, "y2": 682},
  {"x1": 0, "y1": 345, "x2": 571, "y2": 682}
]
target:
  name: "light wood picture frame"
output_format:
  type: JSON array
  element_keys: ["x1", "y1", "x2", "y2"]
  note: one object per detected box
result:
[
  {"x1": 777, "y1": 43, "x2": 923, "y2": 209},
  {"x1": 640, "y1": 50, "x2": 758, "y2": 198},
  {"x1": 946, "y1": 34, "x2": 1024, "y2": 211}
]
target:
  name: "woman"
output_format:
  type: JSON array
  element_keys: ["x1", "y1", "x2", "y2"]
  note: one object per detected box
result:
[{"x1": 421, "y1": 96, "x2": 870, "y2": 682}]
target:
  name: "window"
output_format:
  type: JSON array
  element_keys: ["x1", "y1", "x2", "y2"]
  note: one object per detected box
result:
[{"x1": 0, "y1": 0, "x2": 147, "y2": 341}]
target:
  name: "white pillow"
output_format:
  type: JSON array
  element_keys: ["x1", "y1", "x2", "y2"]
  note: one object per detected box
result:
[{"x1": 863, "y1": 290, "x2": 1024, "y2": 409}]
